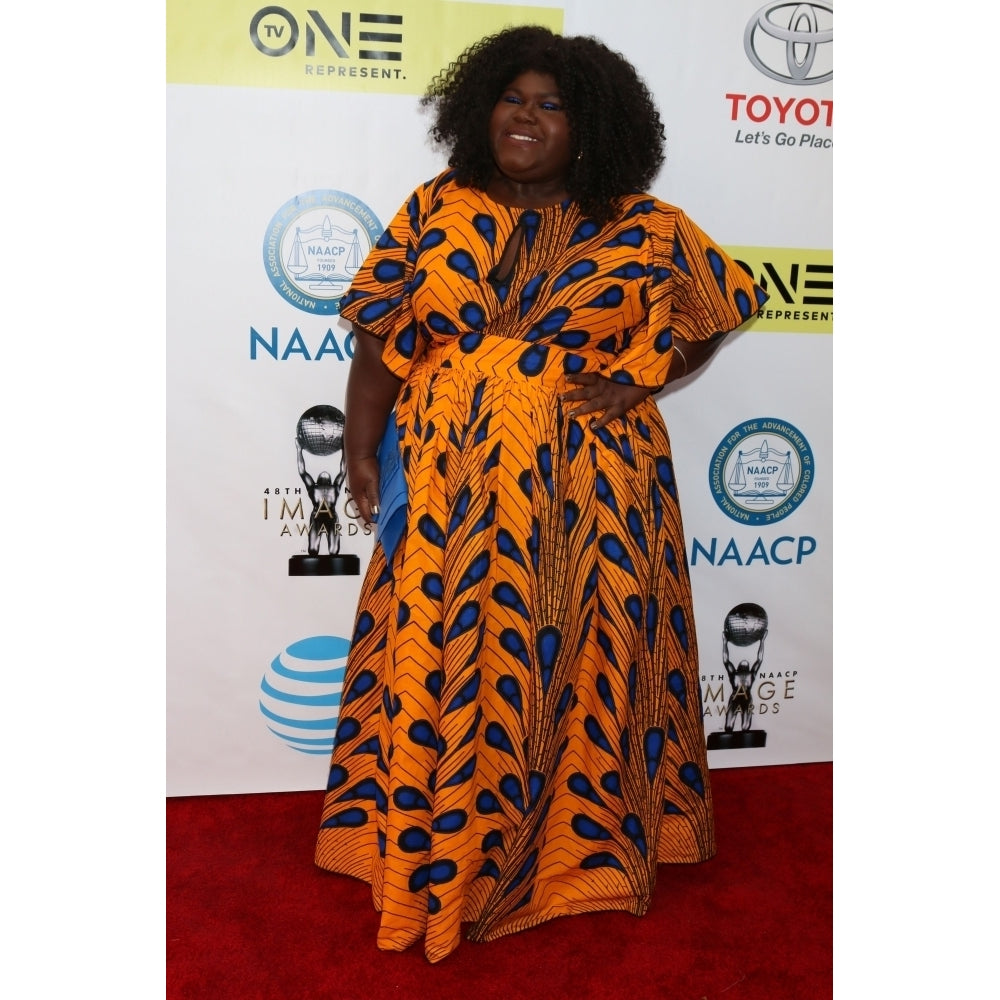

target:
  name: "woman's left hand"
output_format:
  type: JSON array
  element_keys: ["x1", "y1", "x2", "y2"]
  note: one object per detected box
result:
[{"x1": 561, "y1": 373, "x2": 656, "y2": 430}]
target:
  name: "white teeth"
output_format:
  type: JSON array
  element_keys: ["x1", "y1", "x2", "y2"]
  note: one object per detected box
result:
[{"x1": 509, "y1": 133, "x2": 537, "y2": 141}]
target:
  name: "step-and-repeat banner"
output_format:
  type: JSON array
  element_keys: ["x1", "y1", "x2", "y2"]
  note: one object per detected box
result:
[{"x1": 167, "y1": 0, "x2": 832, "y2": 796}]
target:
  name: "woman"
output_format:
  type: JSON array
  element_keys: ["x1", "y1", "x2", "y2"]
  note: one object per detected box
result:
[{"x1": 315, "y1": 25, "x2": 767, "y2": 962}]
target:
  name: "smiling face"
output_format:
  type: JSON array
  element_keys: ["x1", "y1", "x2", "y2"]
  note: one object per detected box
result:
[{"x1": 488, "y1": 70, "x2": 574, "y2": 203}]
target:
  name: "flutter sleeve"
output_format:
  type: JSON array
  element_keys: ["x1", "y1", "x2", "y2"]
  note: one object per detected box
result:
[
  {"x1": 608, "y1": 203, "x2": 768, "y2": 388},
  {"x1": 339, "y1": 180, "x2": 430, "y2": 380}
]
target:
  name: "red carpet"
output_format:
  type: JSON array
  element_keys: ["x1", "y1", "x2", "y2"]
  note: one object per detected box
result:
[{"x1": 167, "y1": 762, "x2": 831, "y2": 999}]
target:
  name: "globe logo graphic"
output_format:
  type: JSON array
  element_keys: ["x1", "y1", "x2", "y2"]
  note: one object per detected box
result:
[
  {"x1": 296, "y1": 404, "x2": 344, "y2": 457},
  {"x1": 724, "y1": 603, "x2": 768, "y2": 646},
  {"x1": 259, "y1": 635, "x2": 350, "y2": 754}
]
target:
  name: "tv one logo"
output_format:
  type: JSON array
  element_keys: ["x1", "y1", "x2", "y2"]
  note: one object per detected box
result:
[
  {"x1": 726, "y1": 251, "x2": 832, "y2": 327},
  {"x1": 738, "y1": 256, "x2": 832, "y2": 313},
  {"x1": 249, "y1": 6, "x2": 403, "y2": 60}
]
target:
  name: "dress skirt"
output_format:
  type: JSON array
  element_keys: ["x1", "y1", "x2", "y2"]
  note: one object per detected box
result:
[{"x1": 315, "y1": 333, "x2": 715, "y2": 963}]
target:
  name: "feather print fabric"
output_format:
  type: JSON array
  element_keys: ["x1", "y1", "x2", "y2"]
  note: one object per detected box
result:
[{"x1": 315, "y1": 170, "x2": 767, "y2": 962}]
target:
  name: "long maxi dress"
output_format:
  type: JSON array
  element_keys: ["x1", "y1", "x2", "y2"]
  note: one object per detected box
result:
[{"x1": 315, "y1": 169, "x2": 767, "y2": 962}]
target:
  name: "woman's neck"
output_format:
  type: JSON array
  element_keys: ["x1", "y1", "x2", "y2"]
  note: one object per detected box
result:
[{"x1": 485, "y1": 172, "x2": 569, "y2": 209}]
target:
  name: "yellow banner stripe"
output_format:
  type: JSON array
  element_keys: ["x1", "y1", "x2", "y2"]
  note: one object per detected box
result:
[
  {"x1": 724, "y1": 246, "x2": 833, "y2": 334},
  {"x1": 167, "y1": 1, "x2": 564, "y2": 94}
]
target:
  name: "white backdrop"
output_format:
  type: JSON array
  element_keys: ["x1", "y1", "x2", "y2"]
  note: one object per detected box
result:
[{"x1": 167, "y1": 0, "x2": 832, "y2": 796}]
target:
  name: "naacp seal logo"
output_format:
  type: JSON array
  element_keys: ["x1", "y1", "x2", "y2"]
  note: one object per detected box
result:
[
  {"x1": 709, "y1": 417, "x2": 814, "y2": 525},
  {"x1": 744, "y1": 2, "x2": 832, "y2": 85},
  {"x1": 263, "y1": 189, "x2": 383, "y2": 315}
]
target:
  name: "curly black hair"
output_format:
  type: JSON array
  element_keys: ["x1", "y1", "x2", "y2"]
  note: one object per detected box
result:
[{"x1": 421, "y1": 25, "x2": 666, "y2": 224}]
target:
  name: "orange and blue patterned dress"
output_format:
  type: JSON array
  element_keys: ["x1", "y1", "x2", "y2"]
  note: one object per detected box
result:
[{"x1": 315, "y1": 169, "x2": 766, "y2": 962}]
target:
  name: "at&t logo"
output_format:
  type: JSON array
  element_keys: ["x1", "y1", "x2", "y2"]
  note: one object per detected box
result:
[{"x1": 260, "y1": 635, "x2": 350, "y2": 754}]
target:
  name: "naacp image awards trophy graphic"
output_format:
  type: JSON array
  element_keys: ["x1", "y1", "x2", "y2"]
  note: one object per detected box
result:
[
  {"x1": 707, "y1": 602, "x2": 768, "y2": 750},
  {"x1": 289, "y1": 404, "x2": 360, "y2": 576}
]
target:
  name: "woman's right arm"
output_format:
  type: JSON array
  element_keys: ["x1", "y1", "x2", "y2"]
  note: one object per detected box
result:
[{"x1": 344, "y1": 324, "x2": 403, "y2": 527}]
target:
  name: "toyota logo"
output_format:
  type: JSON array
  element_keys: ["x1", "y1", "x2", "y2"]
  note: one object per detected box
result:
[{"x1": 744, "y1": 2, "x2": 832, "y2": 85}]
